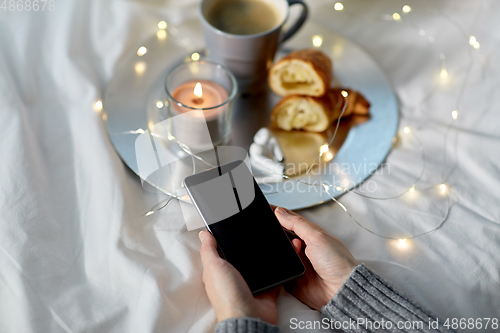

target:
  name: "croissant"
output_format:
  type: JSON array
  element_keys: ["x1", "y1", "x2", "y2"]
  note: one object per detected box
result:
[
  {"x1": 269, "y1": 49, "x2": 332, "y2": 97},
  {"x1": 270, "y1": 88, "x2": 370, "y2": 132}
]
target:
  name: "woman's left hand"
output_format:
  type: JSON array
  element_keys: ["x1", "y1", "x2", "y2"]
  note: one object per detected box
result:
[{"x1": 199, "y1": 230, "x2": 280, "y2": 324}]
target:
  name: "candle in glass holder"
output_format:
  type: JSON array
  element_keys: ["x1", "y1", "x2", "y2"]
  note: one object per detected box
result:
[
  {"x1": 164, "y1": 61, "x2": 237, "y2": 150},
  {"x1": 170, "y1": 80, "x2": 229, "y2": 149}
]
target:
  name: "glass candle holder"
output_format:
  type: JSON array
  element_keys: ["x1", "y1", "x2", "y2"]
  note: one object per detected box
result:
[{"x1": 165, "y1": 61, "x2": 237, "y2": 150}]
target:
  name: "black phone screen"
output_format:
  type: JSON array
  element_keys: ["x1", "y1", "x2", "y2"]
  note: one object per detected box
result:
[{"x1": 184, "y1": 160, "x2": 305, "y2": 293}]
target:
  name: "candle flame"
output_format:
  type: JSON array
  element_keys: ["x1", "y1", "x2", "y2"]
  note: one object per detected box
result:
[{"x1": 194, "y1": 82, "x2": 203, "y2": 99}]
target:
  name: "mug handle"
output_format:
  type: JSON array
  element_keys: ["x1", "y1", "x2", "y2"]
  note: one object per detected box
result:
[{"x1": 281, "y1": 0, "x2": 309, "y2": 43}]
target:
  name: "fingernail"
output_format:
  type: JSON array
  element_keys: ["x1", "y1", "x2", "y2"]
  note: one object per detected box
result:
[
  {"x1": 277, "y1": 207, "x2": 293, "y2": 215},
  {"x1": 198, "y1": 230, "x2": 205, "y2": 241}
]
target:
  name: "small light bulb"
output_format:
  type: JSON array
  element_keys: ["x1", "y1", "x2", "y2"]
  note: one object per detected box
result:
[
  {"x1": 94, "y1": 100, "x2": 103, "y2": 111},
  {"x1": 393, "y1": 13, "x2": 401, "y2": 21},
  {"x1": 409, "y1": 185, "x2": 415, "y2": 192},
  {"x1": 451, "y1": 110, "x2": 458, "y2": 120},
  {"x1": 137, "y1": 46, "x2": 147, "y2": 56},
  {"x1": 341, "y1": 90, "x2": 348, "y2": 97},
  {"x1": 322, "y1": 184, "x2": 330, "y2": 192},
  {"x1": 191, "y1": 52, "x2": 200, "y2": 61},
  {"x1": 134, "y1": 61, "x2": 147, "y2": 75},
  {"x1": 145, "y1": 211, "x2": 154, "y2": 216},
  {"x1": 440, "y1": 184, "x2": 447, "y2": 193},
  {"x1": 319, "y1": 144, "x2": 329, "y2": 156},
  {"x1": 472, "y1": 41, "x2": 480, "y2": 49},
  {"x1": 158, "y1": 21, "x2": 167, "y2": 30},
  {"x1": 156, "y1": 101, "x2": 164, "y2": 109},
  {"x1": 402, "y1": 5, "x2": 411, "y2": 13},
  {"x1": 403, "y1": 126, "x2": 410, "y2": 134},
  {"x1": 469, "y1": 36, "x2": 476, "y2": 45},
  {"x1": 157, "y1": 30, "x2": 167, "y2": 40},
  {"x1": 312, "y1": 35, "x2": 323, "y2": 47},
  {"x1": 399, "y1": 238, "x2": 407, "y2": 243},
  {"x1": 334, "y1": 2, "x2": 343, "y2": 11},
  {"x1": 419, "y1": 29, "x2": 426, "y2": 36},
  {"x1": 323, "y1": 151, "x2": 334, "y2": 162},
  {"x1": 440, "y1": 68, "x2": 448, "y2": 79}
]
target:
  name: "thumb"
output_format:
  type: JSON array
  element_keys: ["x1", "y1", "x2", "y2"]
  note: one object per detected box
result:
[
  {"x1": 199, "y1": 230, "x2": 220, "y2": 267},
  {"x1": 275, "y1": 207, "x2": 324, "y2": 243}
]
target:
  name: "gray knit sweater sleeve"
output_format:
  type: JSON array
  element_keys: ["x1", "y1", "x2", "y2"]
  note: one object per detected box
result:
[
  {"x1": 215, "y1": 264, "x2": 455, "y2": 333},
  {"x1": 321, "y1": 264, "x2": 456, "y2": 333},
  {"x1": 214, "y1": 317, "x2": 280, "y2": 333}
]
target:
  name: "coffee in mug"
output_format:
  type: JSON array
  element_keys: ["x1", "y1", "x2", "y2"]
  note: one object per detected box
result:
[{"x1": 205, "y1": 0, "x2": 282, "y2": 36}]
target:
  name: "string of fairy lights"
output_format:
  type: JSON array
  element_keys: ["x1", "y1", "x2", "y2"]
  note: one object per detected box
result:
[
  {"x1": 255, "y1": 3, "x2": 475, "y2": 241},
  {"x1": 301, "y1": 2, "x2": 478, "y2": 241},
  {"x1": 96, "y1": 2, "x2": 483, "y2": 244}
]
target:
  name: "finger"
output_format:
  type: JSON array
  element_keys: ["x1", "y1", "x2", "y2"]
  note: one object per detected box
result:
[
  {"x1": 291, "y1": 238, "x2": 302, "y2": 254},
  {"x1": 199, "y1": 231, "x2": 220, "y2": 267},
  {"x1": 275, "y1": 207, "x2": 324, "y2": 241}
]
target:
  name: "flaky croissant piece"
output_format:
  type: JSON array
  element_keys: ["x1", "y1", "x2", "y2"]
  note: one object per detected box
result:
[
  {"x1": 269, "y1": 49, "x2": 333, "y2": 97},
  {"x1": 271, "y1": 88, "x2": 370, "y2": 132}
]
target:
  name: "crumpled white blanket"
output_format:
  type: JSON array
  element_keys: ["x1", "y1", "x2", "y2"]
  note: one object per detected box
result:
[{"x1": 1, "y1": 0, "x2": 500, "y2": 332}]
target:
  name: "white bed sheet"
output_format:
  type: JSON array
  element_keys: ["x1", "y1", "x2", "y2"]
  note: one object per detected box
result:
[{"x1": 1, "y1": 0, "x2": 499, "y2": 332}]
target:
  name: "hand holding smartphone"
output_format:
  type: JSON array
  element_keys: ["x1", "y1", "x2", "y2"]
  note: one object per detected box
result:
[{"x1": 184, "y1": 159, "x2": 305, "y2": 293}]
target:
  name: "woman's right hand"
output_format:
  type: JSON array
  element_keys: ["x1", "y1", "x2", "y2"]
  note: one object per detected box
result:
[{"x1": 275, "y1": 207, "x2": 358, "y2": 311}]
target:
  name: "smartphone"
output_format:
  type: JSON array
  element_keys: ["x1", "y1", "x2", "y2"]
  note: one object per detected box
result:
[{"x1": 184, "y1": 159, "x2": 305, "y2": 293}]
